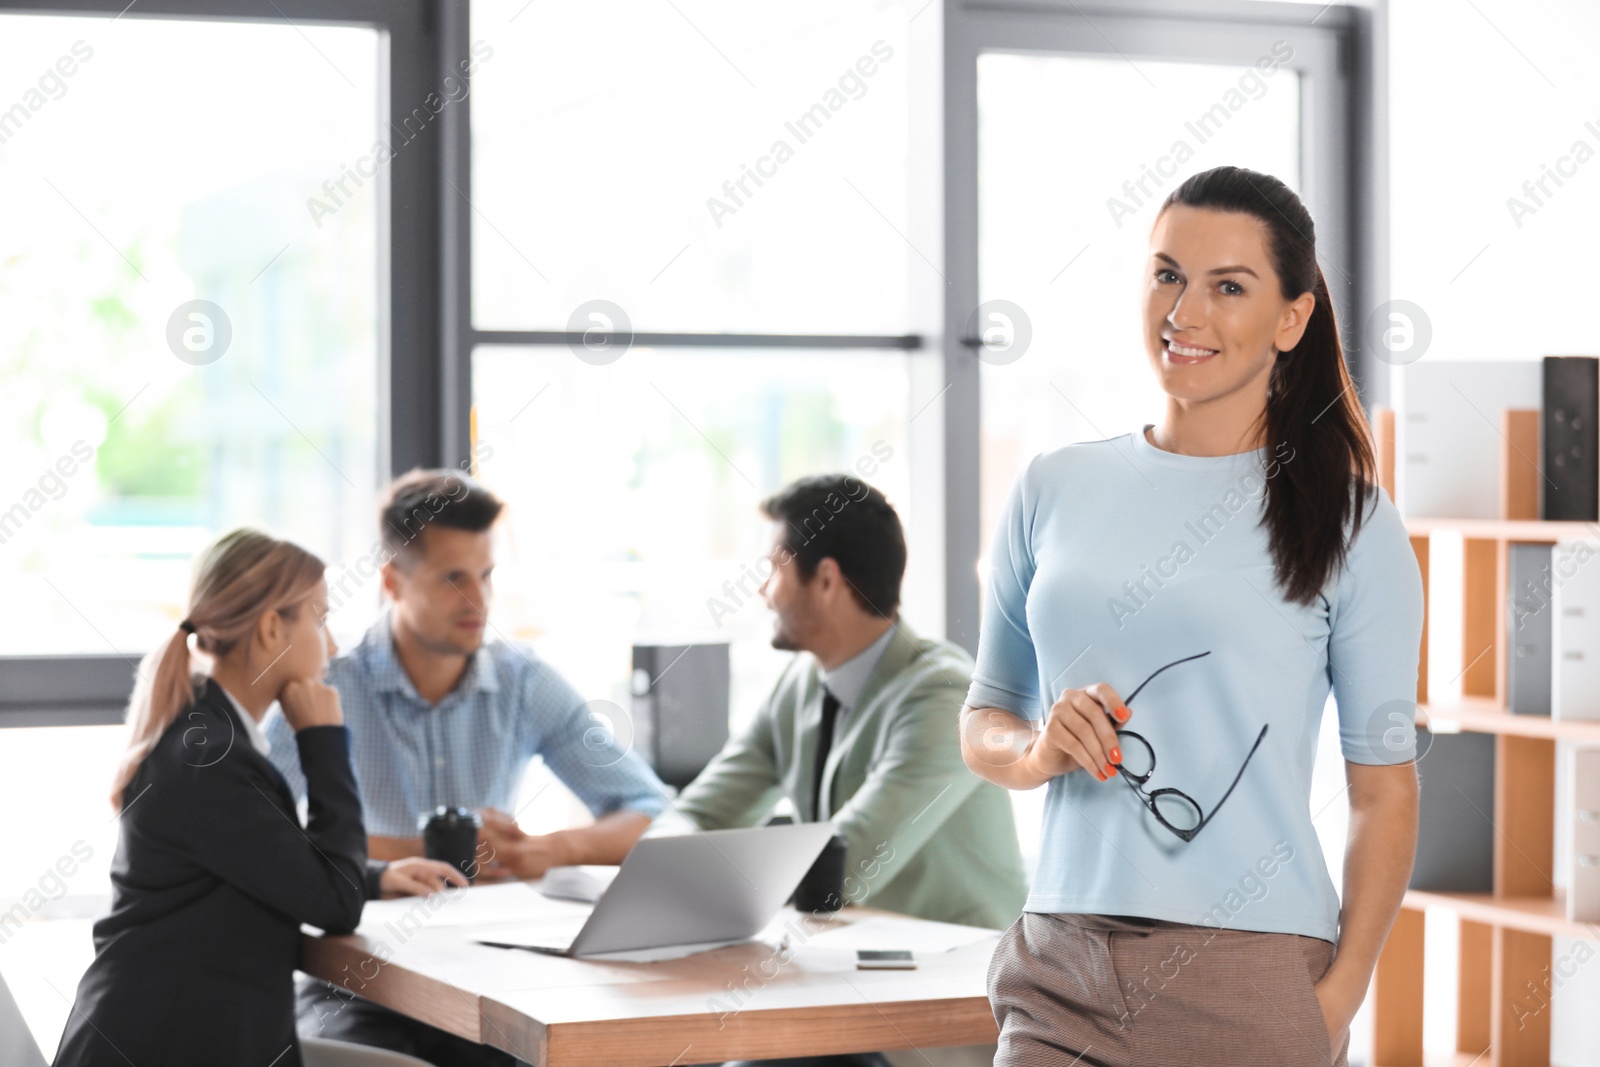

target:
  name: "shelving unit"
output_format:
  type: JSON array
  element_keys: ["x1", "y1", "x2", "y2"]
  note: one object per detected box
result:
[
  {"x1": 1369, "y1": 408, "x2": 1600, "y2": 1067},
  {"x1": 1401, "y1": 890, "x2": 1594, "y2": 942},
  {"x1": 1420, "y1": 699, "x2": 1600, "y2": 746}
]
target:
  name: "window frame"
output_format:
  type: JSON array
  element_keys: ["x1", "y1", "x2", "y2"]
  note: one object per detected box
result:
[{"x1": 452, "y1": 2, "x2": 936, "y2": 666}]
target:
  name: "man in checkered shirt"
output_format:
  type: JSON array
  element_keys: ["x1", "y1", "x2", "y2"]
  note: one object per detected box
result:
[{"x1": 266, "y1": 468, "x2": 667, "y2": 1066}]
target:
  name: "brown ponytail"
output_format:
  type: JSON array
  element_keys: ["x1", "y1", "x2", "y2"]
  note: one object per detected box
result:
[
  {"x1": 110, "y1": 529, "x2": 325, "y2": 810},
  {"x1": 1158, "y1": 167, "x2": 1378, "y2": 607}
]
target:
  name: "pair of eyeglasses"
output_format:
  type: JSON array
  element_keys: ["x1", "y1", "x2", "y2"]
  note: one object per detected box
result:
[{"x1": 1109, "y1": 651, "x2": 1268, "y2": 842}]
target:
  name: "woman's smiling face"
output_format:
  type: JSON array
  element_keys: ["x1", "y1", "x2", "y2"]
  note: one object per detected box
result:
[{"x1": 1142, "y1": 204, "x2": 1314, "y2": 407}]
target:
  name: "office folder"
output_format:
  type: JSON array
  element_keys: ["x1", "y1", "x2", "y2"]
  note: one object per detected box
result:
[
  {"x1": 1394, "y1": 360, "x2": 1542, "y2": 518},
  {"x1": 1553, "y1": 539, "x2": 1600, "y2": 722},
  {"x1": 1542, "y1": 356, "x2": 1599, "y2": 521},
  {"x1": 1507, "y1": 542, "x2": 1555, "y2": 716}
]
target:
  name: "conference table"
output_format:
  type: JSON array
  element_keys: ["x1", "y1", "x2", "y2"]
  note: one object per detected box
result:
[{"x1": 299, "y1": 880, "x2": 1002, "y2": 1066}]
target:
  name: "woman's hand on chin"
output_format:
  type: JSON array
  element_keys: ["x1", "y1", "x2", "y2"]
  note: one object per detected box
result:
[{"x1": 279, "y1": 678, "x2": 344, "y2": 731}]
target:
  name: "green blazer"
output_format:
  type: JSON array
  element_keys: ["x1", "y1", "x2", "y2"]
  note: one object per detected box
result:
[{"x1": 675, "y1": 618, "x2": 1027, "y2": 929}]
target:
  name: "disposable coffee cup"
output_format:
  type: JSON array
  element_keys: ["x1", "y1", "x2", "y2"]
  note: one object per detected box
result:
[
  {"x1": 792, "y1": 832, "x2": 848, "y2": 913},
  {"x1": 420, "y1": 806, "x2": 482, "y2": 881}
]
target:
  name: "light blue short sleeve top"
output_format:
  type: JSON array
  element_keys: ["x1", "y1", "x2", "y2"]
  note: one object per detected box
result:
[{"x1": 966, "y1": 423, "x2": 1424, "y2": 943}]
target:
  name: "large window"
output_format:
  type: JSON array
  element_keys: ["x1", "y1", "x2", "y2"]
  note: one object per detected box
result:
[
  {"x1": 0, "y1": 15, "x2": 383, "y2": 656},
  {"x1": 466, "y1": 0, "x2": 926, "y2": 802}
]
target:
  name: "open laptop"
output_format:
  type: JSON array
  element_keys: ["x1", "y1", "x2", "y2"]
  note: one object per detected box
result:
[{"x1": 478, "y1": 822, "x2": 836, "y2": 957}]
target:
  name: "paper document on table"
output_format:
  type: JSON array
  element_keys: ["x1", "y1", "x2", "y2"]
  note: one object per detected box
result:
[
  {"x1": 357, "y1": 881, "x2": 589, "y2": 933},
  {"x1": 792, "y1": 915, "x2": 999, "y2": 954}
]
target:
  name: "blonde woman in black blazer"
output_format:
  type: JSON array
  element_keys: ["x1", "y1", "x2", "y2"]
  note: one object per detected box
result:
[{"x1": 54, "y1": 529, "x2": 462, "y2": 1067}]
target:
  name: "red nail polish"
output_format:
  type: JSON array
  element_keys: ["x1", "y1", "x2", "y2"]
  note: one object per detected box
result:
[
  {"x1": 1110, "y1": 746, "x2": 1122, "y2": 764},
  {"x1": 1114, "y1": 706, "x2": 1130, "y2": 722},
  {"x1": 1103, "y1": 762, "x2": 1116, "y2": 778}
]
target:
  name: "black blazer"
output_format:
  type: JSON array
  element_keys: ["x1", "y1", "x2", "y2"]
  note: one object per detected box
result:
[{"x1": 54, "y1": 678, "x2": 367, "y2": 1067}]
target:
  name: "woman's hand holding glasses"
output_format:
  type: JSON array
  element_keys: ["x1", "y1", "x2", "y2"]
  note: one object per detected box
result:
[
  {"x1": 965, "y1": 652, "x2": 1258, "y2": 841},
  {"x1": 1025, "y1": 682, "x2": 1132, "y2": 783}
]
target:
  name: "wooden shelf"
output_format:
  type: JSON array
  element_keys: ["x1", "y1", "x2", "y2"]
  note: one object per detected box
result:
[
  {"x1": 1403, "y1": 889, "x2": 1600, "y2": 941},
  {"x1": 1417, "y1": 698, "x2": 1600, "y2": 743},
  {"x1": 1371, "y1": 409, "x2": 1590, "y2": 1066},
  {"x1": 1401, "y1": 517, "x2": 1600, "y2": 541}
]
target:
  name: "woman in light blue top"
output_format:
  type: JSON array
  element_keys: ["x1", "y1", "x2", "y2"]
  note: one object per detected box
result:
[{"x1": 961, "y1": 166, "x2": 1423, "y2": 1067}]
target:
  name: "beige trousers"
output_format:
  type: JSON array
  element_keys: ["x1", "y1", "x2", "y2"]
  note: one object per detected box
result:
[{"x1": 987, "y1": 912, "x2": 1350, "y2": 1067}]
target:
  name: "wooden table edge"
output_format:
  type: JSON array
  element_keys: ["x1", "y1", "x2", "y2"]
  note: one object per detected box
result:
[
  {"x1": 300, "y1": 930, "x2": 494, "y2": 1045},
  {"x1": 483, "y1": 990, "x2": 999, "y2": 1067}
]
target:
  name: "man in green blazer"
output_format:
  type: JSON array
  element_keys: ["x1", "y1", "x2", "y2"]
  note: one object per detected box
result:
[{"x1": 674, "y1": 474, "x2": 1027, "y2": 934}]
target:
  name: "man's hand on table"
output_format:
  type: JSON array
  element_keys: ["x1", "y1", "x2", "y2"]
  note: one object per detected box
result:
[{"x1": 475, "y1": 807, "x2": 576, "y2": 881}]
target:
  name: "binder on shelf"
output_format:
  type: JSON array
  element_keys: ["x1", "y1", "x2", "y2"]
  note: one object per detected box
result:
[
  {"x1": 1541, "y1": 356, "x2": 1599, "y2": 522},
  {"x1": 1409, "y1": 727, "x2": 1496, "y2": 893},
  {"x1": 1571, "y1": 746, "x2": 1600, "y2": 922},
  {"x1": 1393, "y1": 360, "x2": 1542, "y2": 518},
  {"x1": 1553, "y1": 538, "x2": 1600, "y2": 723},
  {"x1": 1507, "y1": 542, "x2": 1554, "y2": 716}
]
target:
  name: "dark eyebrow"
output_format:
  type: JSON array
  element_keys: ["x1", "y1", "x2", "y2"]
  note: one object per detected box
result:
[{"x1": 1152, "y1": 252, "x2": 1260, "y2": 279}]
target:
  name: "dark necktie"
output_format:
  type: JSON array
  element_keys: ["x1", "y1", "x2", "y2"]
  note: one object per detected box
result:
[{"x1": 810, "y1": 686, "x2": 842, "y2": 822}]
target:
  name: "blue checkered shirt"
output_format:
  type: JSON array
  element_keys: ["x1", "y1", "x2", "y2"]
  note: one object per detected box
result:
[{"x1": 263, "y1": 614, "x2": 667, "y2": 837}]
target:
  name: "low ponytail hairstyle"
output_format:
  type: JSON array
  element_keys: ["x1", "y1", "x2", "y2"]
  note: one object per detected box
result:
[
  {"x1": 110, "y1": 528, "x2": 326, "y2": 810},
  {"x1": 1158, "y1": 166, "x2": 1379, "y2": 608}
]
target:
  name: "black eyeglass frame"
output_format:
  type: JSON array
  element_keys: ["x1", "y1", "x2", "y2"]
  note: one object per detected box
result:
[{"x1": 1109, "y1": 651, "x2": 1269, "y2": 843}]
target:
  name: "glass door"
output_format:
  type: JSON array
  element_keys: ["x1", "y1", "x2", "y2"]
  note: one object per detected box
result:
[{"x1": 464, "y1": 0, "x2": 924, "y2": 798}]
